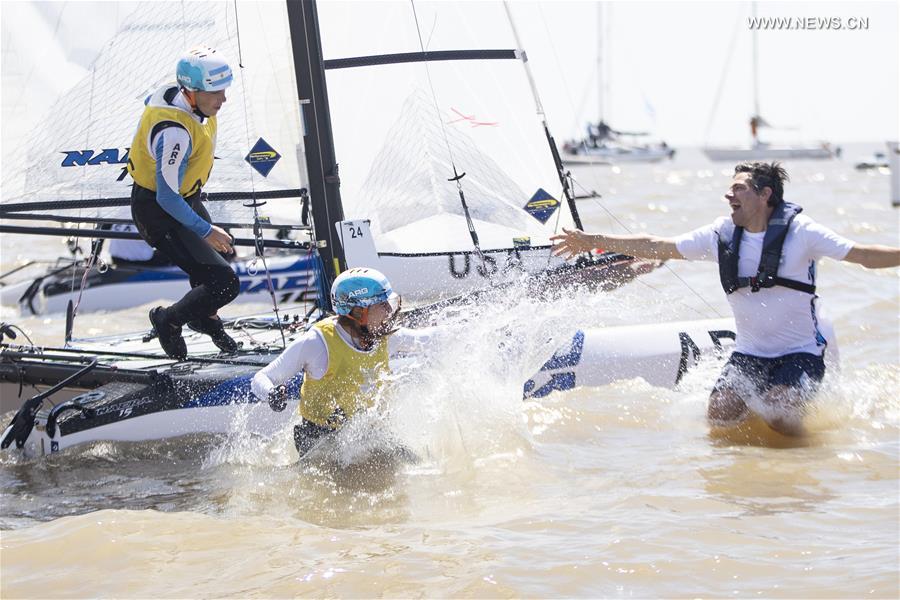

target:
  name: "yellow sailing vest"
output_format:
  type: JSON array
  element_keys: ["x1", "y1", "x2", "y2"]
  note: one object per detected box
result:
[
  {"x1": 128, "y1": 99, "x2": 217, "y2": 197},
  {"x1": 299, "y1": 317, "x2": 390, "y2": 428}
]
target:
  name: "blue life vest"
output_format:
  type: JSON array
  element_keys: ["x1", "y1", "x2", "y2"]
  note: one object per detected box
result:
[{"x1": 717, "y1": 201, "x2": 816, "y2": 295}]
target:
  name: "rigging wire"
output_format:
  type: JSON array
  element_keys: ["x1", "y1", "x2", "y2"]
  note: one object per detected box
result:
[
  {"x1": 702, "y1": 8, "x2": 744, "y2": 145},
  {"x1": 407, "y1": 0, "x2": 489, "y2": 277},
  {"x1": 501, "y1": 1, "x2": 584, "y2": 234},
  {"x1": 66, "y1": 234, "x2": 105, "y2": 344},
  {"x1": 233, "y1": 0, "x2": 286, "y2": 347},
  {"x1": 66, "y1": 29, "x2": 105, "y2": 342},
  {"x1": 534, "y1": 2, "x2": 604, "y2": 165},
  {"x1": 536, "y1": 2, "x2": 590, "y2": 153},
  {"x1": 529, "y1": 1, "x2": 723, "y2": 319},
  {"x1": 568, "y1": 176, "x2": 724, "y2": 318}
]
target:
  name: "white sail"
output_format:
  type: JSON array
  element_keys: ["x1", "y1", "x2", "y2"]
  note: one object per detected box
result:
[
  {"x1": 319, "y1": 0, "x2": 577, "y2": 251},
  {"x1": 2, "y1": 0, "x2": 642, "y2": 318},
  {"x1": 353, "y1": 90, "x2": 559, "y2": 251},
  {"x1": 1, "y1": 1, "x2": 306, "y2": 225}
]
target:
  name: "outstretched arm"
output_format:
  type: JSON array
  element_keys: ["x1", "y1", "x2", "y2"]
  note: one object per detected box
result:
[
  {"x1": 551, "y1": 228, "x2": 683, "y2": 261},
  {"x1": 844, "y1": 243, "x2": 900, "y2": 269}
]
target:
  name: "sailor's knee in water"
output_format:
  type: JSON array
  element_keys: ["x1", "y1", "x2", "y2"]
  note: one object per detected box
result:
[
  {"x1": 753, "y1": 386, "x2": 808, "y2": 436},
  {"x1": 707, "y1": 388, "x2": 749, "y2": 426}
]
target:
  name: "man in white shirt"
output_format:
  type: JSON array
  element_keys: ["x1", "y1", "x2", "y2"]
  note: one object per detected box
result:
[{"x1": 551, "y1": 162, "x2": 900, "y2": 436}]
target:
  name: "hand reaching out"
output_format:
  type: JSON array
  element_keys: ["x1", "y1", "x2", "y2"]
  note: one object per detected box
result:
[{"x1": 550, "y1": 228, "x2": 598, "y2": 259}]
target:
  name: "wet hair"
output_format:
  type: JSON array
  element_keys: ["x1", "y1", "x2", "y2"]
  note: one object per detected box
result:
[{"x1": 734, "y1": 161, "x2": 789, "y2": 206}]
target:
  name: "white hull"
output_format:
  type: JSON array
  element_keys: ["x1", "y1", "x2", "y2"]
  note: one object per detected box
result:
[
  {"x1": 339, "y1": 220, "x2": 654, "y2": 301},
  {"x1": 1, "y1": 310, "x2": 303, "y2": 457},
  {"x1": 887, "y1": 141, "x2": 899, "y2": 207},
  {"x1": 0, "y1": 277, "x2": 315, "y2": 316},
  {"x1": 561, "y1": 146, "x2": 674, "y2": 166},
  {"x1": 524, "y1": 317, "x2": 838, "y2": 398},
  {"x1": 376, "y1": 247, "x2": 579, "y2": 299},
  {"x1": 0, "y1": 254, "x2": 318, "y2": 316},
  {"x1": 2, "y1": 215, "x2": 654, "y2": 315},
  {"x1": 702, "y1": 144, "x2": 837, "y2": 162},
  {"x1": 8, "y1": 396, "x2": 299, "y2": 458}
]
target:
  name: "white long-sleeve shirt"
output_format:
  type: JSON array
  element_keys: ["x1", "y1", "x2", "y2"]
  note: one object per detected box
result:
[{"x1": 251, "y1": 324, "x2": 433, "y2": 401}]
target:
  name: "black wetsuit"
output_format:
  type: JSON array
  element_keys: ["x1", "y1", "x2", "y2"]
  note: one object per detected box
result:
[
  {"x1": 131, "y1": 184, "x2": 239, "y2": 326},
  {"x1": 293, "y1": 420, "x2": 335, "y2": 457}
]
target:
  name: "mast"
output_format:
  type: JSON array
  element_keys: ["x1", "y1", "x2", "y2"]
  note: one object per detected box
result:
[
  {"x1": 751, "y1": 2, "x2": 760, "y2": 119},
  {"x1": 285, "y1": 0, "x2": 346, "y2": 293},
  {"x1": 502, "y1": 2, "x2": 583, "y2": 231},
  {"x1": 597, "y1": 3, "x2": 604, "y2": 123}
]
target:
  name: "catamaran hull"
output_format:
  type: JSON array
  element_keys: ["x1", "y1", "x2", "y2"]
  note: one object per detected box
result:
[
  {"x1": 3, "y1": 241, "x2": 652, "y2": 316},
  {"x1": 338, "y1": 220, "x2": 657, "y2": 301},
  {"x1": 523, "y1": 317, "x2": 838, "y2": 399},
  {"x1": 702, "y1": 146, "x2": 837, "y2": 161},
  {"x1": 8, "y1": 397, "x2": 298, "y2": 458},
  {"x1": 0, "y1": 254, "x2": 319, "y2": 316},
  {"x1": 375, "y1": 248, "x2": 653, "y2": 299},
  {"x1": 0, "y1": 350, "x2": 301, "y2": 458}
]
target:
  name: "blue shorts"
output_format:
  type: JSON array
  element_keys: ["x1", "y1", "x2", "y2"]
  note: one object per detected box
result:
[{"x1": 712, "y1": 351, "x2": 826, "y2": 398}]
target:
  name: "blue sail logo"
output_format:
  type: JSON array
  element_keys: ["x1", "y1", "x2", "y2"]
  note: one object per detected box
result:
[
  {"x1": 60, "y1": 148, "x2": 130, "y2": 167},
  {"x1": 523, "y1": 188, "x2": 560, "y2": 224}
]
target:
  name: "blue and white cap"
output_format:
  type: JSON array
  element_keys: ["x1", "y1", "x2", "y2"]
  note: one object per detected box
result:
[
  {"x1": 176, "y1": 45, "x2": 233, "y2": 92},
  {"x1": 331, "y1": 268, "x2": 396, "y2": 316}
]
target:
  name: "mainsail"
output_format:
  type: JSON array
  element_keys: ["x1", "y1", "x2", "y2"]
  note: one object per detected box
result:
[
  {"x1": 318, "y1": 0, "x2": 579, "y2": 252},
  {"x1": 1, "y1": 1, "x2": 306, "y2": 227},
  {"x1": 353, "y1": 89, "x2": 556, "y2": 246}
]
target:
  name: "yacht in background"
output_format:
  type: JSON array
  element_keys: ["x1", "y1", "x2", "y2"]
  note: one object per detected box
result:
[
  {"x1": 560, "y1": 5, "x2": 674, "y2": 166},
  {"x1": 702, "y1": 4, "x2": 839, "y2": 162}
]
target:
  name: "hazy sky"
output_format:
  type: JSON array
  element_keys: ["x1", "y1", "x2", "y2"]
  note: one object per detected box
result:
[
  {"x1": 2, "y1": 0, "x2": 897, "y2": 157},
  {"x1": 514, "y1": 1, "x2": 899, "y2": 145}
]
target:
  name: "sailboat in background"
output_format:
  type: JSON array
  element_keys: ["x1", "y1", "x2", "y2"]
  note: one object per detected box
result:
[
  {"x1": 702, "y1": 3, "x2": 839, "y2": 162},
  {"x1": 560, "y1": 4, "x2": 674, "y2": 166}
]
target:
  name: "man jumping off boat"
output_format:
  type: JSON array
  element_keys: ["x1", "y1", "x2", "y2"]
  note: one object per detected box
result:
[
  {"x1": 551, "y1": 161, "x2": 900, "y2": 436},
  {"x1": 128, "y1": 46, "x2": 239, "y2": 359},
  {"x1": 252, "y1": 268, "x2": 429, "y2": 458}
]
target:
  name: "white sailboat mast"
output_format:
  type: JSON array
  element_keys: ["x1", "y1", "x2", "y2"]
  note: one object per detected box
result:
[
  {"x1": 597, "y1": 3, "x2": 607, "y2": 123},
  {"x1": 751, "y1": 1, "x2": 760, "y2": 119}
]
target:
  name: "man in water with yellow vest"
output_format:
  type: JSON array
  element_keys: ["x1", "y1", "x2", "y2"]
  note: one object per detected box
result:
[
  {"x1": 128, "y1": 46, "x2": 239, "y2": 359},
  {"x1": 252, "y1": 268, "x2": 430, "y2": 457}
]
